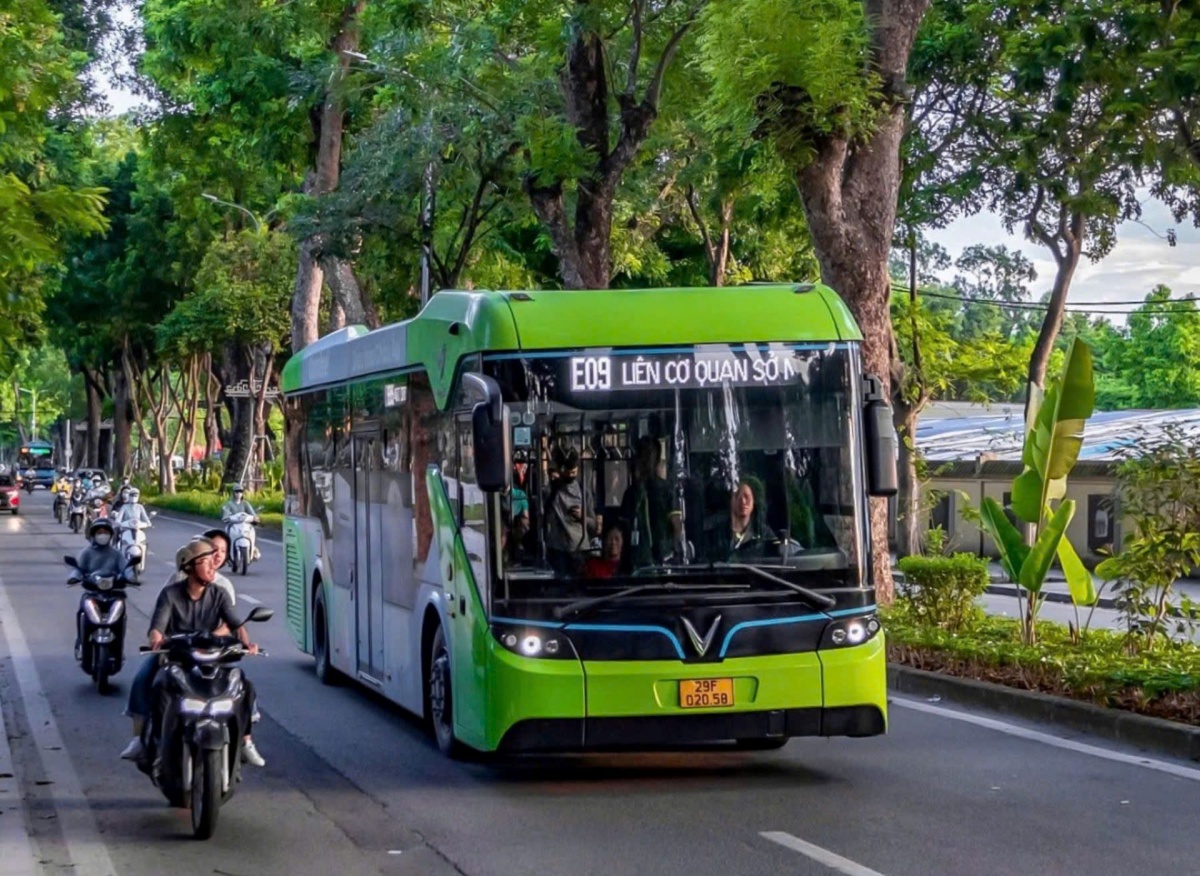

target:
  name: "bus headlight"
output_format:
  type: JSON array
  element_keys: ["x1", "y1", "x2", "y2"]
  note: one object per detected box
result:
[
  {"x1": 491, "y1": 624, "x2": 575, "y2": 660},
  {"x1": 820, "y1": 613, "x2": 881, "y2": 649}
]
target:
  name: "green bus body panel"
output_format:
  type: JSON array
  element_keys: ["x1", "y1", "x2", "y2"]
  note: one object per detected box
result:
[
  {"x1": 477, "y1": 635, "x2": 887, "y2": 751},
  {"x1": 583, "y1": 653, "x2": 823, "y2": 716},
  {"x1": 426, "y1": 466, "x2": 491, "y2": 750},
  {"x1": 281, "y1": 284, "x2": 861, "y2": 408},
  {"x1": 819, "y1": 632, "x2": 887, "y2": 722},
  {"x1": 283, "y1": 518, "x2": 309, "y2": 650}
]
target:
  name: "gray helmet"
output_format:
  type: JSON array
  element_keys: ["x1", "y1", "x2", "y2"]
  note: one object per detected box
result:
[{"x1": 87, "y1": 518, "x2": 114, "y2": 540}]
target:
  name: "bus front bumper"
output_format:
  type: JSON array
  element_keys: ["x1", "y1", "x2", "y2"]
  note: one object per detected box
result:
[{"x1": 488, "y1": 634, "x2": 887, "y2": 753}]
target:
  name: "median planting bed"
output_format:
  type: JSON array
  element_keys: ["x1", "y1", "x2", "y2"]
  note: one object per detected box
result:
[{"x1": 147, "y1": 490, "x2": 284, "y2": 529}]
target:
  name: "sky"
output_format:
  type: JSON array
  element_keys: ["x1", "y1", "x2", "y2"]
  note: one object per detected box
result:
[{"x1": 927, "y1": 196, "x2": 1200, "y2": 327}]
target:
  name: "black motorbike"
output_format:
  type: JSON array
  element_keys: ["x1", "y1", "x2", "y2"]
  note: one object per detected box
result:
[
  {"x1": 54, "y1": 490, "x2": 68, "y2": 524},
  {"x1": 136, "y1": 607, "x2": 272, "y2": 840},
  {"x1": 63, "y1": 555, "x2": 136, "y2": 694},
  {"x1": 68, "y1": 493, "x2": 85, "y2": 533}
]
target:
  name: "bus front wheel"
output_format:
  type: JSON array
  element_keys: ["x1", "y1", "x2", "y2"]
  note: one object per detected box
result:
[
  {"x1": 313, "y1": 587, "x2": 339, "y2": 686},
  {"x1": 427, "y1": 626, "x2": 464, "y2": 759}
]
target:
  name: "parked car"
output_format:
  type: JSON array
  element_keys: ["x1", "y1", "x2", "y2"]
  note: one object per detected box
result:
[{"x1": 0, "y1": 474, "x2": 20, "y2": 514}]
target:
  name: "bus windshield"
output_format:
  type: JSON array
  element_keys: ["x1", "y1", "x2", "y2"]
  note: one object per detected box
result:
[{"x1": 484, "y1": 344, "x2": 868, "y2": 603}]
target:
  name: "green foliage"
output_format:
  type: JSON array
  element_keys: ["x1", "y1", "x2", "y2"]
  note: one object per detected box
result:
[
  {"x1": 697, "y1": 0, "x2": 877, "y2": 165},
  {"x1": 157, "y1": 230, "x2": 296, "y2": 360},
  {"x1": 1096, "y1": 425, "x2": 1200, "y2": 652},
  {"x1": 0, "y1": 0, "x2": 108, "y2": 340},
  {"x1": 885, "y1": 608, "x2": 1200, "y2": 712},
  {"x1": 978, "y1": 338, "x2": 1097, "y2": 643},
  {"x1": 147, "y1": 489, "x2": 284, "y2": 529},
  {"x1": 896, "y1": 553, "x2": 990, "y2": 633}
]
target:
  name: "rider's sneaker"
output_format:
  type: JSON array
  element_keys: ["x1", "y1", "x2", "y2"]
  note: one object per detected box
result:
[
  {"x1": 119, "y1": 737, "x2": 144, "y2": 760},
  {"x1": 241, "y1": 739, "x2": 265, "y2": 768},
  {"x1": 252, "y1": 547, "x2": 261, "y2": 561}
]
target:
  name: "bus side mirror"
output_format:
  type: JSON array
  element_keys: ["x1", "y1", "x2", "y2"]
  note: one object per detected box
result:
[
  {"x1": 862, "y1": 375, "x2": 898, "y2": 498},
  {"x1": 463, "y1": 373, "x2": 508, "y2": 492}
]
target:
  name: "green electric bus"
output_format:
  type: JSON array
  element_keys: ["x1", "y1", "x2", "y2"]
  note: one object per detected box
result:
[{"x1": 280, "y1": 283, "x2": 897, "y2": 756}]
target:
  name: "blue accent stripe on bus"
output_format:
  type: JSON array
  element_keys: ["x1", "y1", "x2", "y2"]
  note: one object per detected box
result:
[
  {"x1": 716, "y1": 606, "x2": 877, "y2": 658},
  {"x1": 564, "y1": 623, "x2": 687, "y2": 660}
]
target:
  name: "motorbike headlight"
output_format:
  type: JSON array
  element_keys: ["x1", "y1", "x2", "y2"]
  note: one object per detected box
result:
[
  {"x1": 820, "y1": 613, "x2": 882, "y2": 650},
  {"x1": 180, "y1": 697, "x2": 206, "y2": 715},
  {"x1": 82, "y1": 598, "x2": 103, "y2": 625},
  {"x1": 210, "y1": 697, "x2": 236, "y2": 716},
  {"x1": 103, "y1": 600, "x2": 125, "y2": 624},
  {"x1": 96, "y1": 577, "x2": 113, "y2": 591},
  {"x1": 490, "y1": 624, "x2": 575, "y2": 660}
]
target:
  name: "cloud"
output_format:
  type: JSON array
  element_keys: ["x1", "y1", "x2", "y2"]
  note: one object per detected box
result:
[{"x1": 927, "y1": 195, "x2": 1200, "y2": 325}]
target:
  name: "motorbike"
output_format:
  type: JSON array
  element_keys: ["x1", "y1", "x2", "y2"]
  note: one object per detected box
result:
[
  {"x1": 225, "y1": 512, "x2": 258, "y2": 576},
  {"x1": 68, "y1": 493, "x2": 86, "y2": 533},
  {"x1": 54, "y1": 487, "x2": 69, "y2": 524},
  {"x1": 135, "y1": 607, "x2": 272, "y2": 840},
  {"x1": 84, "y1": 496, "x2": 107, "y2": 531},
  {"x1": 117, "y1": 514, "x2": 155, "y2": 583},
  {"x1": 63, "y1": 555, "x2": 137, "y2": 694}
]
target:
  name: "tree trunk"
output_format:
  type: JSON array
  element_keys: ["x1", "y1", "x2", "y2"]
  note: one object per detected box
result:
[
  {"x1": 893, "y1": 399, "x2": 923, "y2": 558},
  {"x1": 290, "y1": 1, "x2": 367, "y2": 352},
  {"x1": 792, "y1": 0, "x2": 930, "y2": 604},
  {"x1": 83, "y1": 367, "x2": 103, "y2": 468},
  {"x1": 204, "y1": 354, "x2": 220, "y2": 468},
  {"x1": 112, "y1": 365, "x2": 133, "y2": 477},
  {"x1": 220, "y1": 345, "x2": 254, "y2": 488},
  {"x1": 323, "y1": 256, "x2": 379, "y2": 329},
  {"x1": 1027, "y1": 228, "x2": 1083, "y2": 393}
]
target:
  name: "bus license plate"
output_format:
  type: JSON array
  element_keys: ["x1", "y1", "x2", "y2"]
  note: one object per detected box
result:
[{"x1": 679, "y1": 678, "x2": 734, "y2": 709}]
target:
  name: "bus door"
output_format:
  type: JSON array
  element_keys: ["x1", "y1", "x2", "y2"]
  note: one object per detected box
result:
[{"x1": 353, "y1": 429, "x2": 386, "y2": 682}]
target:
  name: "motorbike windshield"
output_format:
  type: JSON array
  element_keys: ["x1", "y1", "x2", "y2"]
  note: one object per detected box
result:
[{"x1": 483, "y1": 344, "x2": 868, "y2": 604}]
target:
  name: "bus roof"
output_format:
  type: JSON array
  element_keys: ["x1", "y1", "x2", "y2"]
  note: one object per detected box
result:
[{"x1": 280, "y1": 283, "x2": 861, "y2": 406}]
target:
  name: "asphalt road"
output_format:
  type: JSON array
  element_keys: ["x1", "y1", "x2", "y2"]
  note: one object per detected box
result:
[{"x1": 2, "y1": 490, "x2": 1200, "y2": 876}]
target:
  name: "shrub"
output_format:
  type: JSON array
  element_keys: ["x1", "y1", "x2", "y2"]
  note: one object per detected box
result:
[
  {"x1": 147, "y1": 489, "x2": 284, "y2": 528},
  {"x1": 896, "y1": 553, "x2": 990, "y2": 632}
]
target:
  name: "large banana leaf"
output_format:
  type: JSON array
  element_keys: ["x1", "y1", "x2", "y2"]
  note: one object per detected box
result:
[
  {"x1": 1056, "y1": 534, "x2": 1097, "y2": 606},
  {"x1": 1019, "y1": 500, "x2": 1076, "y2": 593},
  {"x1": 980, "y1": 496, "x2": 1029, "y2": 583},
  {"x1": 1011, "y1": 340, "x2": 1095, "y2": 525}
]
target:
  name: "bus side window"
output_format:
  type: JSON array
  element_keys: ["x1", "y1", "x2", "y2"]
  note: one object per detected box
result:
[{"x1": 410, "y1": 373, "x2": 437, "y2": 565}]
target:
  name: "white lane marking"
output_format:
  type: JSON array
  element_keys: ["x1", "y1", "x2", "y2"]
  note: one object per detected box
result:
[
  {"x1": 892, "y1": 696, "x2": 1200, "y2": 782},
  {"x1": 761, "y1": 832, "x2": 887, "y2": 876},
  {"x1": 0, "y1": 653, "x2": 38, "y2": 876},
  {"x1": 240, "y1": 595, "x2": 262, "y2": 606},
  {"x1": 152, "y1": 512, "x2": 283, "y2": 546},
  {"x1": 0, "y1": 573, "x2": 120, "y2": 876}
]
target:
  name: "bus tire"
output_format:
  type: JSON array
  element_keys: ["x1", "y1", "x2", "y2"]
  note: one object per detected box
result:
[
  {"x1": 427, "y1": 626, "x2": 464, "y2": 759},
  {"x1": 313, "y1": 587, "x2": 339, "y2": 686}
]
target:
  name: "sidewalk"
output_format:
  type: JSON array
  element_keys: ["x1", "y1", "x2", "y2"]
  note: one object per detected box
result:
[{"x1": 0, "y1": 632, "x2": 40, "y2": 876}]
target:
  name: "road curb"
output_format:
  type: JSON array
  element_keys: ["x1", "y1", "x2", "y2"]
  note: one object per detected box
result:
[{"x1": 888, "y1": 664, "x2": 1200, "y2": 762}]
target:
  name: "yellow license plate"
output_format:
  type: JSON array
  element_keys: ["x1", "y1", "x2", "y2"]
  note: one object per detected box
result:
[{"x1": 679, "y1": 678, "x2": 735, "y2": 709}]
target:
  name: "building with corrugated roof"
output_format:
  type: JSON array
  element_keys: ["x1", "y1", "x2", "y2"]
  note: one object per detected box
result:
[{"x1": 913, "y1": 405, "x2": 1200, "y2": 563}]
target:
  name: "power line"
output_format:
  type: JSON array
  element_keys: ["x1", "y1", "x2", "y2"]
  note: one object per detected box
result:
[{"x1": 910, "y1": 288, "x2": 1200, "y2": 317}]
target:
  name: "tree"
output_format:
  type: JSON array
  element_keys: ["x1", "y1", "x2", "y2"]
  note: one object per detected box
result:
[
  {"x1": 700, "y1": 0, "x2": 931, "y2": 600},
  {"x1": 0, "y1": 0, "x2": 107, "y2": 343},
  {"x1": 911, "y1": 0, "x2": 1155, "y2": 400},
  {"x1": 891, "y1": 292, "x2": 1031, "y2": 555}
]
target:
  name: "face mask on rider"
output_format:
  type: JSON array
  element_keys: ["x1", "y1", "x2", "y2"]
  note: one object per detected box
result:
[{"x1": 94, "y1": 533, "x2": 112, "y2": 547}]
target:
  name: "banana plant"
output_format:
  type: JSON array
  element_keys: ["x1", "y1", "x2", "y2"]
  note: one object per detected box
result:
[{"x1": 979, "y1": 338, "x2": 1098, "y2": 644}]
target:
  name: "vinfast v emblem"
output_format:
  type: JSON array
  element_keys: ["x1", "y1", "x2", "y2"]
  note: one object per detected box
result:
[{"x1": 681, "y1": 615, "x2": 722, "y2": 657}]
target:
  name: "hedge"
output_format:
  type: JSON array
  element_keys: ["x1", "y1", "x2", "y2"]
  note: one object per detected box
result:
[{"x1": 147, "y1": 490, "x2": 284, "y2": 529}]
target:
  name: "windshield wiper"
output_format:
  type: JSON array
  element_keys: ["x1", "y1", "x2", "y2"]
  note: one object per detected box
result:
[
  {"x1": 553, "y1": 580, "x2": 749, "y2": 620},
  {"x1": 708, "y1": 562, "x2": 836, "y2": 610}
]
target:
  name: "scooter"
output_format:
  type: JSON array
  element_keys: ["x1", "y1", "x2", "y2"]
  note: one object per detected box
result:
[
  {"x1": 84, "y1": 496, "x2": 107, "y2": 531},
  {"x1": 63, "y1": 555, "x2": 137, "y2": 695},
  {"x1": 225, "y1": 512, "x2": 258, "y2": 576},
  {"x1": 54, "y1": 488, "x2": 69, "y2": 524},
  {"x1": 68, "y1": 493, "x2": 85, "y2": 533},
  {"x1": 135, "y1": 607, "x2": 272, "y2": 840},
  {"x1": 117, "y1": 515, "x2": 155, "y2": 583}
]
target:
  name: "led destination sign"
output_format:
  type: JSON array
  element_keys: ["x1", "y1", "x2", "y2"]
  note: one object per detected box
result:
[{"x1": 569, "y1": 348, "x2": 808, "y2": 393}]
